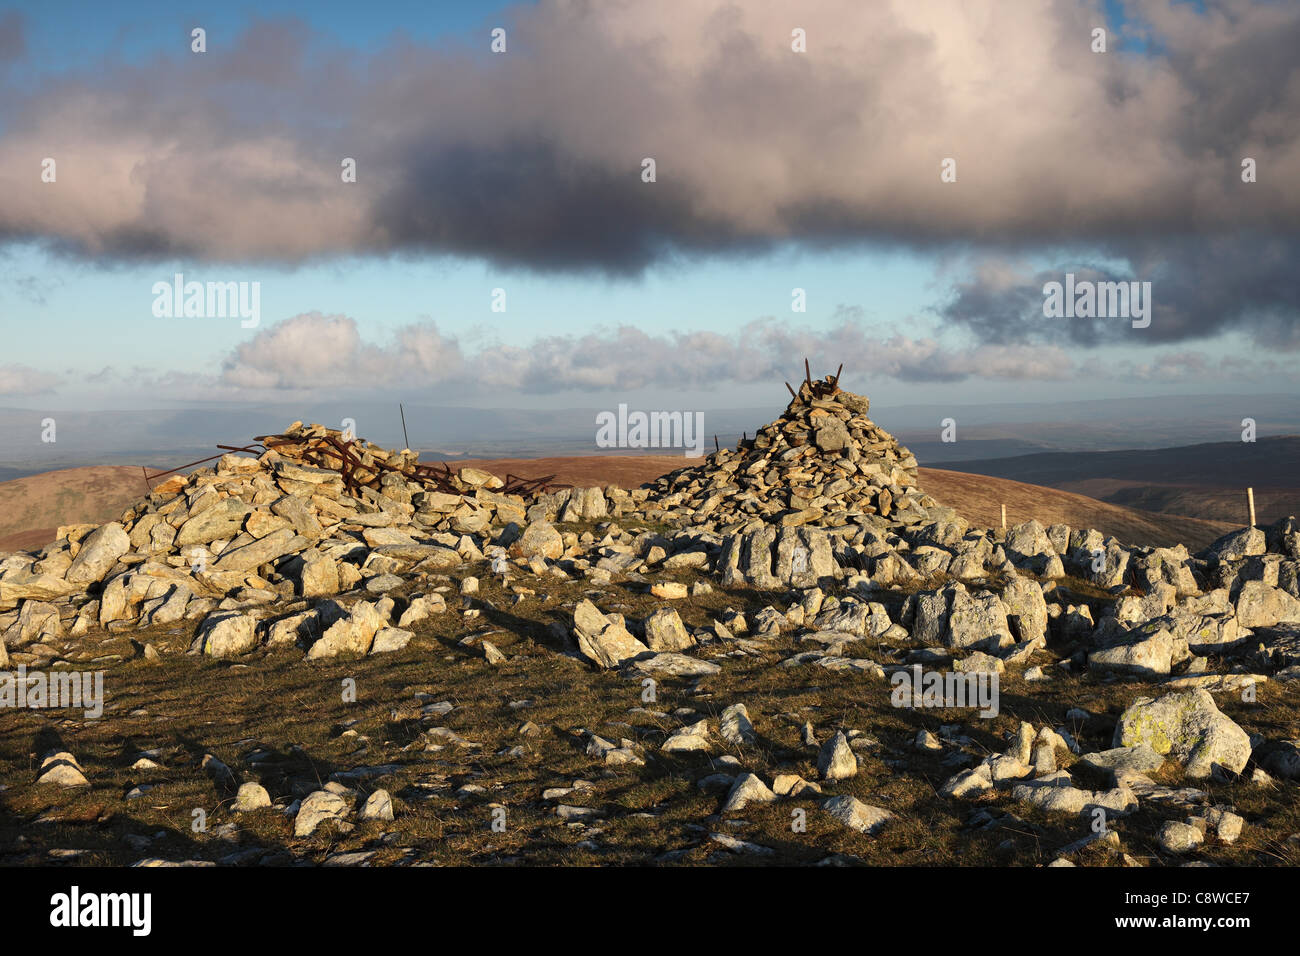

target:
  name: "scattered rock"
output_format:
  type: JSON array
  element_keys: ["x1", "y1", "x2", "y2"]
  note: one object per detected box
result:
[{"x1": 822, "y1": 795, "x2": 893, "y2": 834}]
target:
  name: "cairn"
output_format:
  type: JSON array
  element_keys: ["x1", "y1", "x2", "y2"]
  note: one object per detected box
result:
[{"x1": 641, "y1": 369, "x2": 935, "y2": 532}]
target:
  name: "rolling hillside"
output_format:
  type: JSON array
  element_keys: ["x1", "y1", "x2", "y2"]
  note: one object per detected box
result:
[{"x1": 932, "y1": 435, "x2": 1300, "y2": 526}]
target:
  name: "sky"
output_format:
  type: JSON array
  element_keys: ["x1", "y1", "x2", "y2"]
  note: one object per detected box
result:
[{"x1": 0, "y1": 0, "x2": 1297, "y2": 417}]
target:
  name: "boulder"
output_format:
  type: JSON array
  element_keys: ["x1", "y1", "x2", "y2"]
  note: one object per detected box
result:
[
  {"x1": 1113, "y1": 689, "x2": 1251, "y2": 779},
  {"x1": 1236, "y1": 581, "x2": 1300, "y2": 628},
  {"x1": 64, "y1": 523, "x2": 131, "y2": 585},
  {"x1": 234, "y1": 782, "x2": 272, "y2": 812},
  {"x1": 517, "y1": 520, "x2": 564, "y2": 561},
  {"x1": 294, "y1": 790, "x2": 350, "y2": 837},
  {"x1": 176, "y1": 499, "x2": 253, "y2": 547},
  {"x1": 572, "y1": 599, "x2": 648, "y2": 668},
  {"x1": 1205, "y1": 527, "x2": 1265, "y2": 564},
  {"x1": 721, "y1": 773, "x2": 776, "y2": 813},
  {"x1": 1089, "y1": 628, "x2": 1175, "y2": 677},
  {"x1": 190, "y1": 611, "x2": 260, "y2": 658},
  {"x1": 817, "y1": 731, "x2": 857, "y2": 781},
  {"x1": 821, "y1": 795, "x2": 893, "y2": 834},
  {"x1": 642, "y1": 607, "x2": 695, "y2": 651}
]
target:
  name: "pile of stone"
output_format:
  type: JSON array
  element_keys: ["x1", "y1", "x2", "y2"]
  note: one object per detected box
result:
[
  {"x1": 638, "y1": 376, "x2": 935, "y2": 532},
  {"x1": 0, "y1": 423, "x2": 565, "y2": 661}
]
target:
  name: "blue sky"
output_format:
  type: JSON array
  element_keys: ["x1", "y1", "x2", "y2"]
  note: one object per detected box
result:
[
  {"x1": 0, "y1": 0, "x2": 1296, "y2": 414},
  {"x1": 8, "y1": 0, "x2": 526, "y2": 67}
]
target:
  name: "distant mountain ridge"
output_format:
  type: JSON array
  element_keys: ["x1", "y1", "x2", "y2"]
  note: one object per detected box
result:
[{"x1": 932, "y1": 435, "x2": 1300, "y2": 525}]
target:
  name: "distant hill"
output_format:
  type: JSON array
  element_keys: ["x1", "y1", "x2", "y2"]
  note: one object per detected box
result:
[
  {"x1": 0, "y1": 466, "x2": 155, "y2": 552},
  {"x1": 930, "y1": 435, "x2": 1300, "y2": 526},
  {"x1": 918, "y1": 469, "x2": 1236, "y2": 550}
]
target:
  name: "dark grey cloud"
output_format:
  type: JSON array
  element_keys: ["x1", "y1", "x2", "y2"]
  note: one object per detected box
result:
[
  {"x1": 0, "y1": 1, "x2": 1295, "y2": 343},
  {"x1": 935, "y1": 236, "x2": 1300, "y2": 349},
  {"x1": 371, "y1": 140, "x2": 750, "y2": 275}
]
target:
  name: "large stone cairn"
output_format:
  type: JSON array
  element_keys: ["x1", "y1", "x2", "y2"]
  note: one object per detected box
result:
[{"x1": 641, "y1": 375, "x2": 933, "y2": 533}]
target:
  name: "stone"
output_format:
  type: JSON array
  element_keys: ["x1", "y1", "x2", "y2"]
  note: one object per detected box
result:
[
  {"x1": 572, "y1": 599, "x2": 649, "y2": 669},
  {"x1": 630, "y1": 653, "x2": 719, "y2": 677},
  {"x1": 234, "y1": 782, "x2": 272, "y2": 812},
  {"x1": 65, "y1": 522, "x2": 131, "y2": 584},
  {"x1": 720, "y1": 703, "x2": 756, "y2": 746},
  {"x1": 299, "y1": 552, "x2": 340, "y2": 598},
  {"x1": 661, "y1": 720, "x2": 712, "y2": 753},
  {"x1": 942, "y1": 765, "x2": 994, "y2": 798},
  {"x1": 359, "y1": 789, "x2": 394, "y2": 821},
  {"x1": 1203, "y1": 808, "x2": 1244, "y2": 843},
  {"x1": 817, "y1": 731, "x2": 857, "y2": 781},
  {"x1": 0, "y1": 568, "x2": 80, "y2": 607},
  {"x1": 1114, "y1": 689, "x2": 1251, "y2": 779},
  {"x1": 1011, "y1": 781, "x2": 1136, "y2": 816},
  {"x1": 772, "y1": 774, "x2": 821, "y2": 798},
  {"x1": 294, "y1": 790, "x2": 350, "y2": 837},
  {"x1": 307, "y1": 603, "x2": 386, "y2": 660},
  {"x1": 721, "y1": 773, "x2": 776, "y2": 813},
  {"x1": 987, "y1": 754, "x2": 1031, "y2": 784},
  {"x1": 1002, "y1": 576, "x2": 1048, "y2": 644},
  {"x1": 643, "y1": 607, "x2": 695, "y2": 651},
  {"x1": 370, "y1": 627, "x2": 414, "y2": 655},
  {"x1": 1032, "y1": 742, "x2": 1057, "y2": 775},
  {"x1": 177, "y1": 500, "x2": 253, "y2": 547},
  {"x1": 190, "y1": 611, "x2": 260, "y2": 658},
  {"x1": 214, "y1": 528, "x2": 307, "y2": 573},
  {"x1": 1008, "y1": 722, "x2": 1035, "y2": 765},
  {"x1": 585, "y1": 734, "x2": 643, "y2": 766},
  {"x1": 1157, "y1": 821, "x2": 1204, "y2": 854},
  {"x1": 1089, "y1": 629, "x2": 1175, "y2": 677},
  {"x1": 814, "y1": 417, "x2": 850, "y2": 452},
  {"x1": 1004, "y1": 520, "x2": 1059, "y2": 575},
  {"x1": 37, "y1": 752, "x2": 88, "y2": 787},
  {"x1": 398, "y1": 594, "x2": 446, "y2": 627},
  {"x1": 822, "y1": 795, "x2": 893, "y2": 834},
  {"x1": 271, "y1": 495, "x2": 323, "y2": 539},
  {"x1": 1205, "y1": 527, "x2": 1265, "y2": 564},
  {"x1": 1076, "y1": 745, "x2": 1166, "y2": 781},
  {"x1": 1236, "y1": 581, "x2": 1300, "y2": 628},
  {"x1": 709, "y1": 832, "x2": 774, "y2": 856},
  {"x1": 650, "y1": 582, "x2": 689, "y2": 600},
  {"x1": 946, "y1": 586, "x2": 1012, "y2": 649},
  {"x1": 4, "y1": 599, "x2": 62, "y2": 648},
  {"x1": 517, "y1": 520, "x2": 564, "y2": 560}
]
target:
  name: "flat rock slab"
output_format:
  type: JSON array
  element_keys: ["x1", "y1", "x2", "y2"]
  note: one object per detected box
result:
[{"x1": 1075, "y1": 744, "x2": 1166, "y2": 781}]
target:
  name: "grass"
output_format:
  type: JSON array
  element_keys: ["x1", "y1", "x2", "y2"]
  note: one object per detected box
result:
[{"x1": 1, "y1": 555, "x2": 1296, "y2": 867}]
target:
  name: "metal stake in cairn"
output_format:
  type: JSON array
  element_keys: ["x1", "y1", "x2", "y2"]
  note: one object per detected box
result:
[{"x1": 790, "y1": 358, "x2": 844, "y2": 400}]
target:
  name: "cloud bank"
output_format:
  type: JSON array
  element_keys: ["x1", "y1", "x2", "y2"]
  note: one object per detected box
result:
[{"x1": 0, "y1": 0, "x2": 1295, "y2": 346}]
